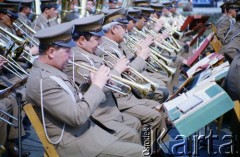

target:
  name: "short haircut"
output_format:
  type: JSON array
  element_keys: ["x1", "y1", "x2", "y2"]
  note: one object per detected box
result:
[
  {"x1": 72, "y1": 30, "x2": 92, "y2": 41},
  {"x1": 39, "y1": 42, "x2": 61, "y2": 55}
]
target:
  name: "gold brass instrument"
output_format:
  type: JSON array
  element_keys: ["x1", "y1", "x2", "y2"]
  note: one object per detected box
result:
[
  {"x1": 150, "y1": 17, "x2": 183, "y2": 39},
  {"x1": 0, "y1": 27, "x2": 26, "y2": 45},
  {"x1": 143, "y1": 26, "x2": 181, "y2": 53},
  {"x1": 97, "y1": 46, "x2": 159, "y2": 91},
  {"x1": 80, "y1": 0, "x2": 87, "y2": 18},
  {"x1": 124, "y1": 35, "x2": 159, "y2": 72},
  {"x1": 0, "y1": 29, "x2": 35, "y2": 63},
  {"x1": 130, "y1": 28, "x2": 174, "y2": 65},
  {"x1": 68, "y1": 60, "x2": 152, "y2": 96},
  {"x1": 61, "y1": 0, "x2": 72, "y2": 21},
  {"x1": 133, "y1": 27, "x2": 175, "y2": 54},
  {"x1": 95, "y1": 0, "x2": 104, "y2": 14},
  {"x1": 124, "y1": 35, "x2": 176, "y2": 77},
  {"x1": 0, "y1": 55, "x2": 29, "y2": 79}
]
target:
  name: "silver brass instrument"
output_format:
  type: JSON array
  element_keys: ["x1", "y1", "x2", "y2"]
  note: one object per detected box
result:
[
  {"x1": 0, "y1": 55, "x2": 29, "y2": 79},
  {"x1": 133, "y1": 27, "x2": 175, "y2": 54},
  {"x1": 13, "y1": 20, "x2": 39, "y2": 47},
  {"x1": 0, "y1": 110, "x2": 18, "y2": 128},
  {"x1": 0, "y1": 27, "x2": 26, "y2": 45},
  {"x1": 124, "y1": 35, "x2": 176, "y2": 77},
  {"x1": 68, "y1": 60, "x2": 152, "y2": 96},
  {"x1": 97, "y1": 46, "x2": 159, "y2": 91},
  {"x1": 0, "y1": 29, "x2": 35, "y2": 63}
]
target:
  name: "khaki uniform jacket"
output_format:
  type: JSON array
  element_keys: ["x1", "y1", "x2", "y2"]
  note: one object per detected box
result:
[
  {"x1": 18, "y1": 13, "x2": 33, "y2": 35},
  {"x1": 26, "y1": 60, "x2": 117, "y2": 157},
  {"x1": 223, "y1": 22, "x2": 240, "y2": 45},
  {"x1": 216, "y1": 15, "x2": 235, "y2": 44},
  {"x1": 219, "y1": 32, "x2": 240, "y2": 62},
  {"x1": 119, "y1": 40, "x2": 169, "y2": 85},
  {"x1": 0, "y1": 21, "x2": 17, "y2": 37},
  {"x1": 64, "y1": 46, "x2": 124, "y2": 124},
  {"x1": 225, "y1": 52, "x2": 240, "y2": 100},
  {"x1": 96, "y1": 36, "x2": 159, "y2": 110},
  {"x1": 31, "y1": 14, "x2": 57, "y2": 31}
]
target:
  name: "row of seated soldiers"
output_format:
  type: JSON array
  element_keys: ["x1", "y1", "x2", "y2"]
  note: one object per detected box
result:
[
  {"x1": 0, "y1": 0, "x2": 239, "y2": 157},
  {"x1": 216, "y1": 2, "x2": 240, "y2": 153}
]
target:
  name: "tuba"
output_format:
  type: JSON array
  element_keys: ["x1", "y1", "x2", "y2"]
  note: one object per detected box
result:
[{"x1": 95, "y1": 0, "x2": 104, "y2": 14}]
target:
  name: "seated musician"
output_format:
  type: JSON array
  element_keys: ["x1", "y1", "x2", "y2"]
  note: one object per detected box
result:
[
  {"x1": 96, "y1": 8, "x2": 169, "y2": 154},
  {"x1": 224, "y1": 50, "x2": 240, "y2": 156},
  {"x1": 0, "y1": 56, "x2": 30, "y2": 157},
  {"x1": 17, "y1": 0, "x2": 33, "y2": 29},
  {"x1": 31, "y1": 0, "x2": 59, "y2": 31},
  {"x1": 219, "y1": 12, "x2": 240, "y2": 63},
  {"x1": 216, "y1": 3, "x2": 239, "y2": 44},
  {"x1": 64, "y1": 14, "x2": 142, "y2": 144},
  {"x1": 26, "y1": 22, "x2": 145, "y2": 157}
]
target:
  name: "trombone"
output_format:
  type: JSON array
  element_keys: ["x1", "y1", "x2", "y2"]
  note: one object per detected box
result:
[
  {"x1": 97, "y1": 46, "x2": 159, "y2": 91},
  {"x1": 68, "y1": 60, "x2": 152, "y2": 96},
  {"x1": 0, "y1": 29, "x2": 36, "y2": 64},
  {"x1": 0, "y1": 110, "x2": 18, "y2": 128},
  {"x1": 0, "y1": 55, "x2": 29, "y2": 79},
  {"x1": 13, "y1": 19, "x2": 39, "y2": 47}
]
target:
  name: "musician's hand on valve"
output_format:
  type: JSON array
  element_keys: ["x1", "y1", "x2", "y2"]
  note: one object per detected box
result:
[
  {"x1": 144, "y1": 35, "x2": 154, "y2": 47},
  {"x1": 29, "y1": 46, "x2": 39, "y2": 55},
  {"x1": 90, "y1": 65, "x2": 111, "y2": 89},
  {"x1": 154, "y1": 19, "x2": 164, "y2": 32},
  {"x1": 114, "y1": 56, "x2": 130, "y2": 73},
  {"x1": 137, "y1": 46, "x2": 150, "y2": 60},
  {"x1": 0, "y1": 56, "x2": 7, "y2": 69},
  {"x1": 24, "y1": 46, "x2": 39, "y2": 55},
  {"x1": 161, "y1": 32, "x2": 169, "y2": 40},
  {"x1": 155, "y1": 34, "x2": 164, "y2": 43}
]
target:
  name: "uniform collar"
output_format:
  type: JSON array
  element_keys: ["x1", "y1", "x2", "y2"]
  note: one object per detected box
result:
[
  {"x1": 72, "y1": 46, "x2": 103, "y2": 64},
  {"x1": 33, "y1": 59, "x2": 69, "y2": 80},
  {"x1": 101, "y1": 36, "x2": 119, "y2": 48}
]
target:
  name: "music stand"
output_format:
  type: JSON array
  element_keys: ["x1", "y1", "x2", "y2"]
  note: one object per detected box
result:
[
  {"x1": 189, "y1": 15, "x2": 209, "y2": 30},
  {"x1": 0, "y1": 77, "x2": 28, "y2": 157},
  {"x1": 185, "y1": 32, "x2": 214, "y2": 67}
]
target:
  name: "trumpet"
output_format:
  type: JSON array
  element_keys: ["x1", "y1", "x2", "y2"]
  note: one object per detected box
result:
[
  {"x1": 150, "y1": 17, "x2": 183, "y2": 39},
  {"x1": 68, "y1": 60, "x2": 152, "y2": 96},
  {"x1": 97, "y1": 46, "x2": 159, "y2": 91},
  {"x1": 132, "y1": 27, "x2": 175, "y2": 54},
  {"x1": 125, "y1": 35, "x2": 176, "y2": 77}
]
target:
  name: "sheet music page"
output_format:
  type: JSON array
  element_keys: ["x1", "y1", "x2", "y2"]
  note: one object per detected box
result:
[
  {"x1": 196, "y1": 63, "x2": 229, "y2": 86},
  {"x1": 187, "y1": 82, "x2": 213, "y2": 102},
  {"x1": 177, "y1": 95, "x2": 203, "y2": 113},
  {"x1": 187, "y1": 53, "x2": 214, "y2": 77},
  {"x1": 164, "y1": 93, "x2": 188, "y2": 111}
]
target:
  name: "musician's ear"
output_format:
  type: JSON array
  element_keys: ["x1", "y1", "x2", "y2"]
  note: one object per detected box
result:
[
  {"x1": 77, "y1": 36, "x2": 86, "y2": 46},
  {"x1": 47, "y1": 47, "x2": 55, "y2": 59}
]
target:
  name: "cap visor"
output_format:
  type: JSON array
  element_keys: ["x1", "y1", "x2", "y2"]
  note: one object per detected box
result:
[
  {"x1": 90, "y1": 30, "x2": 105, "y2": 37},
  {"x1": 54, "y1": 39, "x2": 76, "y2": 48}
]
